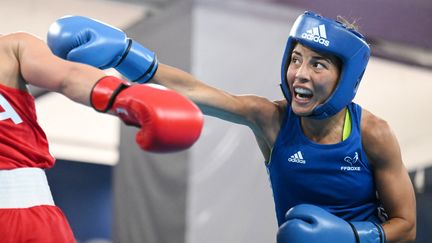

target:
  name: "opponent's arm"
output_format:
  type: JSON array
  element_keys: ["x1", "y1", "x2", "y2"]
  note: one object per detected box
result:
[
  {"x1": 12, "y1": 32, "x2": 203, "y2": 152},
  {"x1": 362, "y1": 110, "x2": 416, "y2": 242},
  {"x1": 12, "y1": 31, "x2": 103, "y2": 104}
]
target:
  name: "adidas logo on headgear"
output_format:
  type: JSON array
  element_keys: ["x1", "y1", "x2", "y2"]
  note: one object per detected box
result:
[
  {"x1": 301, "y1": 24, "x2": 330, "y2": 47},
  {"x1": 288, "y1": 151, "x2": 306, "y2": 164}
]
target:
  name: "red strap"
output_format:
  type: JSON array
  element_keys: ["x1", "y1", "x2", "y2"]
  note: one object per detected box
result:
[{"x1": 90, "y1": 76, "x2": 130, "y2": 112}]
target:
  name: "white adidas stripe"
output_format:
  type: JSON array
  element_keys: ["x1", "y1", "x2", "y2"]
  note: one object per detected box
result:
[
  {"x1": 305, "y1": 24, "x2": 327, "y2": 39},
  {"x1": 319, "y1": 24, "x2": 327, "y2": 38},
  {"x1": 297, "y1": 151, "x2": 304, "y2": 160}
]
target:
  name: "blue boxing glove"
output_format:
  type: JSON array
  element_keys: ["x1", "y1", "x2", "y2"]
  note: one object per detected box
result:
[
  {"x1": 47, "y1": 15, "x2": 157, "y2": 83},
  {"x1": 277, "y1": 204, "x2": 385, "y2": 243}
]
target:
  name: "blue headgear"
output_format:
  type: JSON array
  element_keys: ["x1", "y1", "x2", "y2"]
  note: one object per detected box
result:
[{"x1": 280, "y1": 11, "x2": 370, "y2": 119}]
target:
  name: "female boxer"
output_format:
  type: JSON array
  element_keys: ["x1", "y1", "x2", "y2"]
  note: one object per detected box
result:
[{"x1": 48, "y1": 11, "x2": 416, "y2": 242}]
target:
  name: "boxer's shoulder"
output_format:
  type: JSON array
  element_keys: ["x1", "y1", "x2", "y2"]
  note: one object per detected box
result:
[
  {"x1": 361, "y1": 108, "x2": 397, "y2": 169},
  {"x1": 0, "y1": 32, "x2": 33, "y2": 90},
  {"x1": 361, "y1": 109, "x2": 391, "y2": 143}
]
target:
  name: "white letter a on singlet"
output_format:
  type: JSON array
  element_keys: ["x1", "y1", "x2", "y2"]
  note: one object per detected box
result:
[{"x1": 0, "y1": 94, "x2": 23, "y2": 124}]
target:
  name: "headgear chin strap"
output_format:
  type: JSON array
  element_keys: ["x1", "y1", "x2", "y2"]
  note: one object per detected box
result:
[{"x1": 280, "y1": 11, "x2": 370, "y2": 119}]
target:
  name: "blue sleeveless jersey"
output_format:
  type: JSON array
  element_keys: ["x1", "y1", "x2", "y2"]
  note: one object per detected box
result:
[{"x1": 267, "y1": 103, "x2": 382, "y2": 226}]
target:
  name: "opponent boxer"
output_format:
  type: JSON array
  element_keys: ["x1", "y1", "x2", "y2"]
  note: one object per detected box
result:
[
  {"x1": 47, "y1": 11, "x2": 416, "y2": 242},
  {"x1": 0, "y1": 32, "x2": 202, "y2": 242}
]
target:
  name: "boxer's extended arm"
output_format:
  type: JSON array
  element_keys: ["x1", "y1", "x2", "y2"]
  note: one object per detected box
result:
[
  {"x1": 362, "y1": 110, "x2": 416, "y2": 242},
  {"x1": 12, "y1": 32, "x2": 203, "y2": 152},
  {"x1": 46, "y1": 15, "x2": 282, "y2": 131},
  {"x1": 155, "y1": 63, "x2": 287, "y2": 160},
  {"x1": 153, "y1": 64, "x2": 284, "y2": 160},
  {"x1": 152, "y1": 64, "x2": 265, "y2": 123},
  {"x1": 12, "y1": 31, "x2": 104, "y2": 105},
  {"x1": 47, "y1": 15, "x2": 285, "y2": 158}
]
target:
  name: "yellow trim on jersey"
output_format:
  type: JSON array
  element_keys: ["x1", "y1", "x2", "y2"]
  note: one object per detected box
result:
[{"x1": 342, "y1": 108, "x2": 351, "y2": 141}]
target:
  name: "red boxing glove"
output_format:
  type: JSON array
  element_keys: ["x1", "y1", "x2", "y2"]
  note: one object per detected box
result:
[{"x1": 91, "y1": 76, "x2": 203, "y2": 152}]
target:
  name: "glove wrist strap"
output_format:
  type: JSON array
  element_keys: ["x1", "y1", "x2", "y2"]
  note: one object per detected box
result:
[
  {"x1": 351, "y1": 221, "x2": 386, "y2": 243},
  {"x1": 90, "y1": 76, "x2": 130, "y2": 112},
  {"x1": 116, "y1": 39, "x2": 159, "y2": 83}
]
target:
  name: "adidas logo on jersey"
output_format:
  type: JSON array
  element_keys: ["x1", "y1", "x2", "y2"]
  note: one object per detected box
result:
[
  {"x1": 301, "y1": 24, "x2": 330, "y2": 47},
  {"x1": 288, "y1": 151, "x2": 306, "y2": 164}
]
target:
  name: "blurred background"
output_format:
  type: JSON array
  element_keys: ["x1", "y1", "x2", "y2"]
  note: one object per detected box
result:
[{"x1": 3, "y1": 0, "x2": 431, "y2": 242}]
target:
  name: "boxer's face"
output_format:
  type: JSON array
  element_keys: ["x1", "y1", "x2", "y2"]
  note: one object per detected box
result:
[{"x1": 286, "y1": 43, "x2": 341, "y2": 117}]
